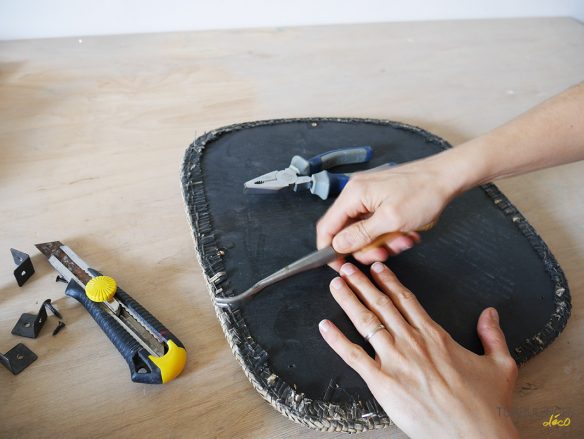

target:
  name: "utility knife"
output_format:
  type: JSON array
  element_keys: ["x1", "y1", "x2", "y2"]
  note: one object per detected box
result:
[{"x1": 36, "y1": 241, "x2": 186, "y2": 384}]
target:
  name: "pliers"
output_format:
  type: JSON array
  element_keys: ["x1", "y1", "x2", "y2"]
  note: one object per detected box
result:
[{"x1": 244, "y1": 146, "x2": 373, "y2": 200}]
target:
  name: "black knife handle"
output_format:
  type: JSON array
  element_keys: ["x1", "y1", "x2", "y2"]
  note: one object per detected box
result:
[{"x1": 65, "y1": 279, "x2": 185, "y2": 384}]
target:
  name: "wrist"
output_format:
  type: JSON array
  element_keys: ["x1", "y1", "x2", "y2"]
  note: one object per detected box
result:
[
  {"x1": 426, "y1": 137, "x2": 493, "y2": 199},
  {"x1": 422, "y1": 149, "x2": 476, "y2": 201}
]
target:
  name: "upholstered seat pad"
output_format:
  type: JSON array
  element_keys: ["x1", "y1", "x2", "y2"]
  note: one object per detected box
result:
[{"x1": 181, "y1": 118, "x2": 570, "y2": 432}]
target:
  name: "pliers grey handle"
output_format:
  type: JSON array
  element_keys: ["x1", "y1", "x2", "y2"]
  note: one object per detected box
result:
[{"x1": 289, "y1": 146, "x2": 373, "y2": 175}]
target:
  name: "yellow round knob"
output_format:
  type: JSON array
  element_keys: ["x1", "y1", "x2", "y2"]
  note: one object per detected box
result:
[{"x1": 85, "y1": 276, "x2": 117, "y2": 302}]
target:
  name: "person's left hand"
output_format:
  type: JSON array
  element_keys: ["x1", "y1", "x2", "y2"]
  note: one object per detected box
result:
[{"x1": 319, "y1": 262, "x2": 519, "y2": 439}]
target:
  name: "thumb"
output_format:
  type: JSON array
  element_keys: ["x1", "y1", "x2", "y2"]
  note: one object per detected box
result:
[
  {"x1": 331, "y1": 212, "x2": 387, "y2": 253},
  {"x1": 477, "y1": 307, "x2": 510, "y2": 358}
]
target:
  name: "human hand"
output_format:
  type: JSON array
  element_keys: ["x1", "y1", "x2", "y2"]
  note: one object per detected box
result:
[
  {"x1": 316, "y1": 157, "x2": 464, "y2": 271},
  {"x1": 319, "y1": 262, "x2": 519, "y2": 439}
]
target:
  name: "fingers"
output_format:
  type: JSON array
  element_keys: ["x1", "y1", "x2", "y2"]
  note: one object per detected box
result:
[
  {"x1": 318, "y1": 319, "x2": 380, "y2": 383},
  {"x1": 329, "y1": 276, "x2": 394, "y2": 350},
  {"x1": 328, "y1": 256, "x2": 346, "y2": 272},
  {"x1": 339, "y1": 263, "x2": 409, "y2": 334},
  {"x1": 477, "y1": 308, "x2": 513, "y2": 359},
  {"x1": 477, "y1": 308, "x2": 518, "y2": 381},
  {"x1": 352, "y1": 232, "x2": 421, "y2": 264},
  {"x1": 352, "y1": 247, "x2": 391, "y2": 266},
  {"x1": 384, "y1": 233, "x2": 417, "y2": 254},
  {"x1": 477, "y1": 308, "x2": 507, "y2": 357},
  {"x1": 332, "y1": 211, "x2": 390, "y2": 254},
  {"x1": 370, "y1": 262, "x2": 433, "y2": 329},
  {"x1": 316, "y1": 185, "x2": 368, "y2": 250}
]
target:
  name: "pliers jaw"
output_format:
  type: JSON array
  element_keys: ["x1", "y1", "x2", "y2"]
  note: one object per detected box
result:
[
  {"x1": 292, "y1": 176, "x2": 312, "y2": 193},
  {"x1": 243, "y1": 168, "x2": 299, "y2": 193}
]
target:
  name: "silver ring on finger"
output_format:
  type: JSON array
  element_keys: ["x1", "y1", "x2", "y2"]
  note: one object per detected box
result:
[{"x1": 364, "y1": 323, "x2": 386, "y2": 342}]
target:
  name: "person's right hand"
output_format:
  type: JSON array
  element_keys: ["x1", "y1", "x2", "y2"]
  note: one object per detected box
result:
[{"x1": 316, "y1": 156, "x2": 463, "y2": 270}]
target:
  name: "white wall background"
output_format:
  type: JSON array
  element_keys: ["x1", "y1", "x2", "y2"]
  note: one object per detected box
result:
[{"x1": 1, "y1": 0, "x2": 583, "y2": 41}]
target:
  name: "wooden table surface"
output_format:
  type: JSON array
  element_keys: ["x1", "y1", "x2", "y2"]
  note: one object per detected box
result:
[{"x1": 1, "y1": 17, "x2": 583, "y2": 439}]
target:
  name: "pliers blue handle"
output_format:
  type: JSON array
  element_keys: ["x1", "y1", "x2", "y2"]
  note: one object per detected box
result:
[
  {"x1": 308, "y1": 171, "x2": 351, "y2": 200},
  {"x1": 301, "y1": 162, "x2": 396, "y2": 200}
]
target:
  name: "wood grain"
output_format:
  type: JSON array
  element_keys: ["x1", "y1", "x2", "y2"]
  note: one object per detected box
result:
[{"x1": 1, "y1": 17, "x2": 583, "y2": 439}]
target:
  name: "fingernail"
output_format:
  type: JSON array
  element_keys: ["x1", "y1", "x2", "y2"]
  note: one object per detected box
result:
[
  {"x1": 407, "y1": 232, "x2": 422, "y2": 244},
  {"x1": 340, "y1": 263, "x2": 356, "y2": 276},
  {"x1": 330, "y1": 277, "x2": 344, "y2": 290},
  {"x1": 396, "y1": 241, "x2": 413, "y2": 252},
  {"x1": 490, "y1": 308, "x2": 499, "y2": 324},
  {"x1": 371, "y1": 262, "x2": 385, "y2": 273},
  {"x1": 334, "y1": 233, "x2": 353, "y2": 252},
  {"x1": 319, "y1": 319, "x2": 330, "y2": 333}
]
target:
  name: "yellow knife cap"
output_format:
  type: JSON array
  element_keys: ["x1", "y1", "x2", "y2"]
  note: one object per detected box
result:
[
  {"x1": 149, "y1": 340, "x2": 187, "y2": 384},
  {"x1": 85, "y1": 276, "x2": 117, "y2": 302}
]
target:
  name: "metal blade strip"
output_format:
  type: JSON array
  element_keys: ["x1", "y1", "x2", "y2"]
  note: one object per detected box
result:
[
  {"x1": 59, "y1": 245, "x2": 93, "y2": 279},
  {"x1": 47, "y1": 255, "x2": 83, "y2": 286},
  {"x1": 119, "y1": 301, "x2": 164, "y2": 345},
  {"x1": 101, "y1": 301, "x2": 163, "y2": 357}
]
